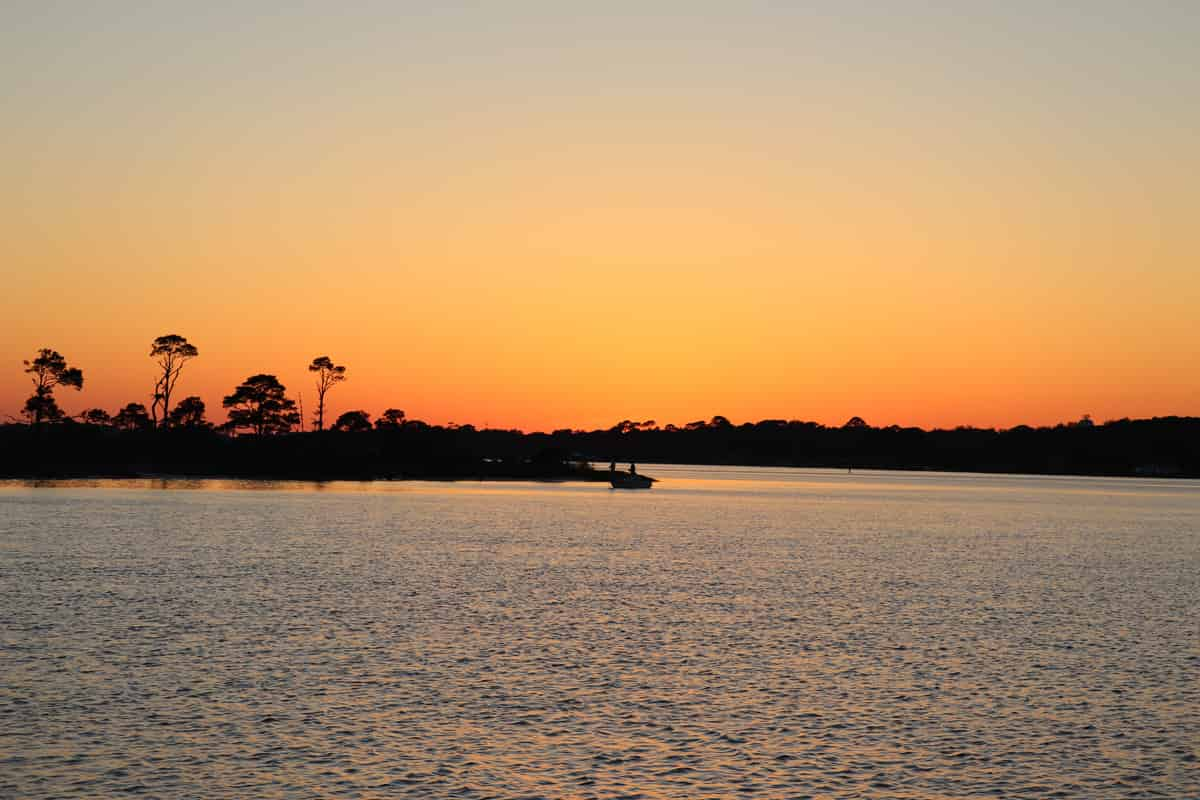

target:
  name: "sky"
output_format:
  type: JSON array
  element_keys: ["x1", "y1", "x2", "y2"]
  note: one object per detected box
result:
[{"x1": 2, "y1": 1, "x2": 1197, "y2": 431}]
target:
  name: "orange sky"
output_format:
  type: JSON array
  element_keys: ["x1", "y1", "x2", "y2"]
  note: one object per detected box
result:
[{"x1": 3, "y1": 4, "x2": 1197, "y2": 431}]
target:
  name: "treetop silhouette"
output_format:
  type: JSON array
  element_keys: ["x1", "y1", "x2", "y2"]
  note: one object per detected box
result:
[
  {"x1": 223, "y1": 374, "x2": 299, "y2": 436},
  {"x1": 167, "y1": 396, "x2": 210, "y2": 429},
  {"x1": 375, "y1": 408, "x2": 406, "y2": 430},
  {"x1": 332, "y1": 409, "x2": 372, "y2": 432},
  {"x1": 308, "y1": 356, "x2": 346, "y2": 432},
  {"x1": 80, "y1": 408, "x2": 112, "y2": 426},
  {"x1": 113, "y1": 402, "x2": 152, "y2": 431},
  {"x1": 149, "y1": 334, "x2": 198, "y2": 428},
  {"x1": 23, "y1": 348, "x2": 84, "y2": 424}
]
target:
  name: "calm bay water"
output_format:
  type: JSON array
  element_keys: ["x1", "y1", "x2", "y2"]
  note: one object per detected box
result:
[{"x1": 1, "y1": 467, "x2": 1197, "y2": 799}]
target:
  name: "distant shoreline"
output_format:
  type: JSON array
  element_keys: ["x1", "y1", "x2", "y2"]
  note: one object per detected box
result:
[
  {"x1": 2, "y1": 463, "x2": 1196, "y2": 485},
  {"x1": 2, "y1": 416, "x2": 1197, "y2": 482},
  {"x1": 0, "y1": 471, "x2": 611, "y2": 484}
]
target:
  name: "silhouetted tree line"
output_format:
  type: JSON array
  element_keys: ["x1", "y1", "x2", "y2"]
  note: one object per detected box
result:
[
  {"x1": 572, "y1": 415, "x2": 1198, "y2": 478},
  {"x1": 1, "y1": 409, "x2": 1197, "y2": 480},
  {"x1": 0, "y1": 418, "x2": 601, "y2": 480},
  {"x1": 15, "y1": 339, "x2": 345, "y2": 436},
  {"x1": 7, "y1": 343, "x2": 1198, "y2": 479}
]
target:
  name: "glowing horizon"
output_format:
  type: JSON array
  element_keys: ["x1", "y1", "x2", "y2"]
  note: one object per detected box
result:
[
  {"x1": 0, "y1": 331, "x2": 1189, "y2": 433},
  {"x1": 3, "y1": 3, "x2": 1197, "y2": 431}
]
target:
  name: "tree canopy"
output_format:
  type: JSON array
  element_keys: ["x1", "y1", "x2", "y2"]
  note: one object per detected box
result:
[
  {"x1": 332, "y1": 410, "x2": 372, "y2": 432},
  {"x1": 375, "y1": 408, "x2": 406, "y2": 429},
  {"x1": 79, "y1": 408, "x2": 112, "y2": 426},
  {"x1": 23, "y1": 348, "x2": 84, "y2": 424},
  {"x1": 167, "y1": 396, "x2": 210, "y2": 429},
  {"x1": 113, "y1": 403, "x2": 152, "y2": 431},
  {"x1": 222, "y1": 374, "x2": 299, "y2": 436}
]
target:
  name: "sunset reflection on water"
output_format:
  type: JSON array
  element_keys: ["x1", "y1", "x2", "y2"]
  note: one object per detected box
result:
[{"x1": 2, "y1": 468, "x2": 1197, "y2": 798}]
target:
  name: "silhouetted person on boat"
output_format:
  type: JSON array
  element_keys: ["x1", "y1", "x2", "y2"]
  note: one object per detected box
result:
[
  {"x1": 609, "y1": 460, "x2": 616, "y2": 473},
  {"x1": 630, "y1": 463, "x2": 637, "y2": 475}
]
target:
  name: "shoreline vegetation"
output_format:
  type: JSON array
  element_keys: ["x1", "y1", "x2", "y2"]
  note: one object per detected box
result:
[
  {"x1": 1, "y1": 415, "x2": 1197, "y2": 481},
  {"x1": 10, "y1": 341, "x2": 1198, "y2": 481}
]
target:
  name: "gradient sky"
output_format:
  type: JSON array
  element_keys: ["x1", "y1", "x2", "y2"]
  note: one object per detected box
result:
[{"x1": 3, "y1": 2, "x2": 1197, "y2": 431}]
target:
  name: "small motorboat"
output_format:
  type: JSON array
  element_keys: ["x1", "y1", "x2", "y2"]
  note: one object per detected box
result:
[
  {"x1": 610, "y1": 472, "x2": 654, "y2": 489},
  {"x1": 609, "y1": 462, "x2": 654, "y2": 489}
]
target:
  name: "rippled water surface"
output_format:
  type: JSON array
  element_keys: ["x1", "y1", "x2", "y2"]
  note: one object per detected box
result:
[{"x1": 2, "y1": 468, "x2": 1198, "y2": 798}]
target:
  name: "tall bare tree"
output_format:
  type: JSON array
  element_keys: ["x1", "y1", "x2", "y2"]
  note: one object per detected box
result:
[
  {"x1": 307, "y1": 356, "x2": 346, "y2": 431},
  {"x1": 150, "y1": 334, "x2": 198, "y2": 428},
  {"x1": 23, "y1": 348, "x2": 83, "y2": 424}
]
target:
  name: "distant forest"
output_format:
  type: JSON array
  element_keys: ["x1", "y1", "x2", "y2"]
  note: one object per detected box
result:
[{"x1": 6, "y1": 340, "x2": 1198, "y2": 479}]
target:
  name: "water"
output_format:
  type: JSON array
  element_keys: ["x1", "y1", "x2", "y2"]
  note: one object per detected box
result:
[{"x1": 1, "y1": 467, "x2": 1197, "y2": 798}]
